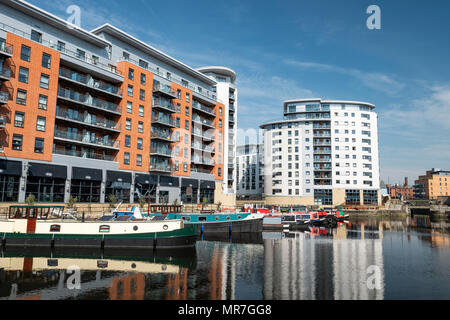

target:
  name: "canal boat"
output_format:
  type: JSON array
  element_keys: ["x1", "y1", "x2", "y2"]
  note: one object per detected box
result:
[
  {"x1": 0, "y1": 205, "x2": 197, "y2": 249},
  {"x1": 148, "y1": 205, "x2": 264, "y2": 234}
]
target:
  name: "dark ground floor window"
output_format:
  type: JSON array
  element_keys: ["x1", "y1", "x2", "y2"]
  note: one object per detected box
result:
[
  {"x1": 363, "y1": 190, "x2": 378, "y2": 204},
  {"x1": 70, "y1": 179, "x2": 101, "y2": 203},
  {"x1": 346, "y1": 189, "x2": 361, "y2": 205},
  {"x1": 181, "y1": 187, "x2": 198, "y2": 204},
  {"x1": 134, "y1": 183, "x2": 157, "y2": 204},
  {"x1": 105, "y1": 181, "x2": 131, "y2": 203},
  {"x1": 0, "y1": 175, "x2": 20, "y2": 202},
  {"x1": 200, "y1": 188, "x2": 214, "y2": 204},
  {"x1": 314, "y1": 189, "x2": 332, "y2": 206},
  {"x1": 26, "y1": 177, "x2": 65, "y2": 202}
]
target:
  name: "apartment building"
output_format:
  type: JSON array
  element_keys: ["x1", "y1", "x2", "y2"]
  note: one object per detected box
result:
[
  {"x1": 414, "y1": 168, "x2": 450, "y2": 200},
  {"x1": 236, "y1": 144, "x2": 264, "y2": 200},
  {"x1": 0, "y1": 0, "x2": 233, "y2": 205},
  {"x1": 196, "y1": 66, "x2": 237, "y2": 205},
  {"x1": 260, "y1": 98, "x2": 380, "y2": 207}
]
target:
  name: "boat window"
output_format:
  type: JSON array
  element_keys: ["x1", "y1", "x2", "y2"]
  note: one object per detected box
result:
[
  {"x1": 50, "y1": 224, "x2": 61, "y2": 232},
  {"x1": 215, "y1": 216, "x2": 219, "y2": 220},
  {"x1": 238, "y1": 215, "x2": 242, "y2": 219},
  {"x1": 47, "y1": 259, "x2": 58, "y2": 267},
  {"x1": 99, "y1": 225, "x2": 110, "y2": 233},
  {"x1": 28, "y1": 208, "x2": 37, "y2": 219},
  {"x1": 226, "y1": 216, "x2": 231, "y2": 220},
  {"x1": 198, "y1": 217, "x2": 207, "y2": 222},
  {"x1": 182, "y1": 216, "x2": 191, "y2": 222},
  {"x1": 97, "y1": 260, "x2": 108, "y2": 268}
]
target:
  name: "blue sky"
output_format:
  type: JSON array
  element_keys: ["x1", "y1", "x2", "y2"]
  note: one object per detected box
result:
[{"x1": 30, "y1": 0, "x2": 450, "y2": 184}]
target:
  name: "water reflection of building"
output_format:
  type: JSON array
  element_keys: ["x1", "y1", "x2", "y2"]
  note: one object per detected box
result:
[{"x1": 263, "y1": 223, "x2": 385, "y2": 300}]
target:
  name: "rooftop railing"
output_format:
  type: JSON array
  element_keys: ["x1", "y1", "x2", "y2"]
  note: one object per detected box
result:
[{"x1": 0, "y1": 22, "x2": 122, "y2": 78}]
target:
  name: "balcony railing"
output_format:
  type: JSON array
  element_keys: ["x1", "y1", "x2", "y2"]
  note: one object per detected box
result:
[
  {"x1": 0, "y1": 66, "x2": 12, "y2": 80},
  {"x1": 191, "y1": 157, "x2": 215, "y2": 166},
  {"x1": 0, "y1": 22, "x2": 122, "y2": 78},
  {"x1": 149, "y1": 161, "x2": 174, "y2": 172},
  {"x1": 0, "y1": 115, "x2": 6, "y2": 128},
  {"x1": 152, "y1": 98, "x2": 176, "y2": 113},
  {"x1": 0, "y1": 39, "x2": 13, "y2": 56},
  {"x1": 190, "y1": 166, "x2": 213, "y2": 174},
  {"x1": 192, "y1": 100, "x2": 216, "y2": 116},
  {"x1": 55, "y1": 108, "x2": 120, "y2": 132},
  {"x1": 153, "y1": 83, "x2": 177, "y2": 98},
  {"x1": 57, "y1": 87, "x2": 122, "y2": 114},
  {"x1": 191, "y1": 143, "x2": 215, "y2": 153},
  {"x1": 151, "y1": 115, "x2": 177, "y2": 127},
  {"x1": 0, "y1": 91, "x2": 9, "y2": 104},
  {"x1": 59, "y1": 67, "x2": 122, "y2": 97},
  {"x1": 192, "y1": 129, "x2": 215, "y2": 141},
  {"x1": 53, "y1": 147, "x2": 115, "y2": 161},
  {"x1": 192, "y1": 116, "x2": 216, "y2": 128},
  {"x1": 150, "y1": 145, "x2": 172, "y2": 157},
  {"x1": 54, "y1": 129, "x2": 120, "y2": 149}
]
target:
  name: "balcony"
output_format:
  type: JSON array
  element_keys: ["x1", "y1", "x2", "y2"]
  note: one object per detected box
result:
[
  {"x1": 150, "y1": 145, "x2": 172, "y2": 157},
  {"x1": 314, "y1": 158, "x2": 332, "y2": 163},
  {"x1": 149, "y1": 161, "x2": 174, "y2": 173},
  {"x1": 191, "y1": 166, "x2": 213, "y2": 174},
  {"x1": 152, "y1": 98, "x2": 176, "y2": 113},
  {"x1": 55, "y1": 108, "x2": 121, "y2": 133},
  {"x1": 0, "y1": 91, "x2": 9, "y2": 104},
  {"x1": 0, "y1": 39, "x2": 13, "y2": 57},
  {"x1": 151, "y1": 115, "x2": 177, "y2": 128},
  {"x1": 151, "y1": 129, "x2": 179, "y2": 142},
  {"x1": 191, "y1": 143, "x2": 215, "y2": 153},
  {"x1": 313, "y1": 140, "x2": 331, "y2": 146},
  {"x1": 0, "y1": 115, "x2": 6, "y2": 129},
  {"x1": 229, "y1": 104, "x2": 235, "y2": 112},
  {"x1": 229, "y1": 93, "x2": 236, "y2": 101},
  {"x1": 57, "y1": 87, "x2": 121, "y2": 115},
  {"x1": 59, "y1": 67, "x2": 122, "y2": 98},
  {"x1": 313, "y1": 149, "x2": 332, "y2": 154},
  {"x1": 192, "y1": 129, "x2": 215, "y2": 142},
  {"x1": 191, "y1": 157, "x2": 215, "y2": 166},
  {"x1": 0, "y1": 65, "x2": 12, "y2": 81},
  {"x1": 192, "y1": 100, "x2": 216, "y2": 117},
  {"x1": 54, "y1": 130, "x2": 120, "y2": 150},
  {"x1": 153, "y1": 83, "x2": 177, "y2": 98},
  {"x1": 53, "y1": 147, "x2": 115, "y2": 161},
  {"x1": 192, "y1": 116, "x2": 216, "y2": 129},
  {"x1": 313, "y1": 124, "x2": 331, "y2": 129}
]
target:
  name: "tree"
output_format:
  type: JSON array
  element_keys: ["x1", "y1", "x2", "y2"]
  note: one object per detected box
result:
[
  {"x1": 67, "y1": 195, "x2": 78, "y2": 209},
  {"x1": 25, "y1": 194, "x2": 35, "y2": 206},
  {"x1": 108, "y1": 194, "x2": 118, "y2": 208},
  {"x1": 138, "y1": 196, "x2": 147, "y2": 209}
]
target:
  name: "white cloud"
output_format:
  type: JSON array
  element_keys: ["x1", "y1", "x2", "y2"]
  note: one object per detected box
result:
[{"x1": 283, "y1": 59, "x2": 405, "y2": 95}]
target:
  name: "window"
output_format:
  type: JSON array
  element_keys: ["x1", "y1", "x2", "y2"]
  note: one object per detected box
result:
[
  {"x1": 40, "y1": 74, "x2": 49, "y2": 89},
  {"x1": 34, "y1": 138, "x2": 44, "y2": 153},
  {"x1": 124, "y1": 152, "x2": 130, "y2": 164},
  {"x1": 31, "y1": 30, "x2": 42, "y2": 43},
  {"x1": 219, "y1": 119, "x2": 222, "y2": 128},
  {"x1": 18, "y1": 67, "x2": 29, "y2": 83},
  {"x1": 136, "y1": 154, "x2": 142, "y2": 166},
  {"x1": 76, "y1": 49, "x2": 85, "y2": 60},
  {"x1": 14, "y1": 112, "x2": 25, "y2": 128},
  {"x1": 186, "y1": 93, "x2": 190, "y2": 102},
  {"x1": 42, "y1": 53, "x2": 51, "y2": 68},
  {"x1": 16, "y1": 89, "x2": 27, "y2": 105},
  {"x1": 126, "y1": 118, "x2": 131, "y2": 130},
  {"x1": 128, "y1": 68, "x2": 134, "y2": 80},
  {"x1": 138, "y1": 121, "x2": 143, "y2": 133},
  {"x1": 140, "y1": 89, "x2": 145, "y2": 101},
  {"x1": 38, "y1": 95, "x2": 48, "y2": 110},
  {"x1": 138, "y1": 105, "x2": 144, "y2": 117},
  {"x1": 183, "y1": 162, "x2": 188, "y2": 172},
  {"x1": 185, "y1": 120, "x2": 189, "y2": 130},
  {"x1": 128, "y1": 85, "x2": 133, "y2": 97},
  {"x1": 139, "y1": 59, "x2": 148, "y2": 69},
  {"x1": 50, "y1": 224, "x2": 61, "y2": 232},
  {"x1": 185, "y1": 106, "x2": 189, "y2": 116},
  {"x1": 123, "y1": 51, "x2": 130, "y2": 61},
  {"x1": 140, "y1": 73, "x2": 146, "y2": 85},
  {"x1": 12, "y1": 134, "x2": 23, "y2": 150},
  {"x1": 20, "y1": 45, "x2": 31, "y2": 61},
  {"x1": 219, "y1": 107, "x2": 222, "y2": 116},
  {"x1": 125, "y1": 135, "x2": 131, "y2": 147},
  {"x1": 218, "y1": 167, "x2": 221, "y2": 177},
  {"x1": 127, "y1": 101, "x2": 132, "y2": 113},
  {"x1": 137, "y1": 137, "x2": 143, "y2": 150},
  {"x1": 36, "y1": 116, "x2": 46, "y2": 131},
  {"x1": 57, "y1": 41, "x2": 65, "y2": 52},
  {"x1": 99, "y1": 225, "x2": 110, "y2": 233},
  {"x1": 92, "y1": 55, "x2": 99, "y2": 65}
]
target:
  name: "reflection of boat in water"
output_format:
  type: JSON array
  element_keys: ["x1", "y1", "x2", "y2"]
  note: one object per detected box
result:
[
  {"x1": 0, "y1": 247, "x2": 196, "y2": 300},
  {"x1": 198, "y1": 232, "x2": 263, "y2": 244},
  {"x1": 0, "y1": 205, "x2": 197, "y2": 249}
]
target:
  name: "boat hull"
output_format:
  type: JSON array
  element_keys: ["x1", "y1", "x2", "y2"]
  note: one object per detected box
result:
[
  {"x1": 196, "y1": 217, "x2": 263, "y2": 234},
  {"x1": 1, "y1": 225, "x2": 198, "y2": 249}
]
